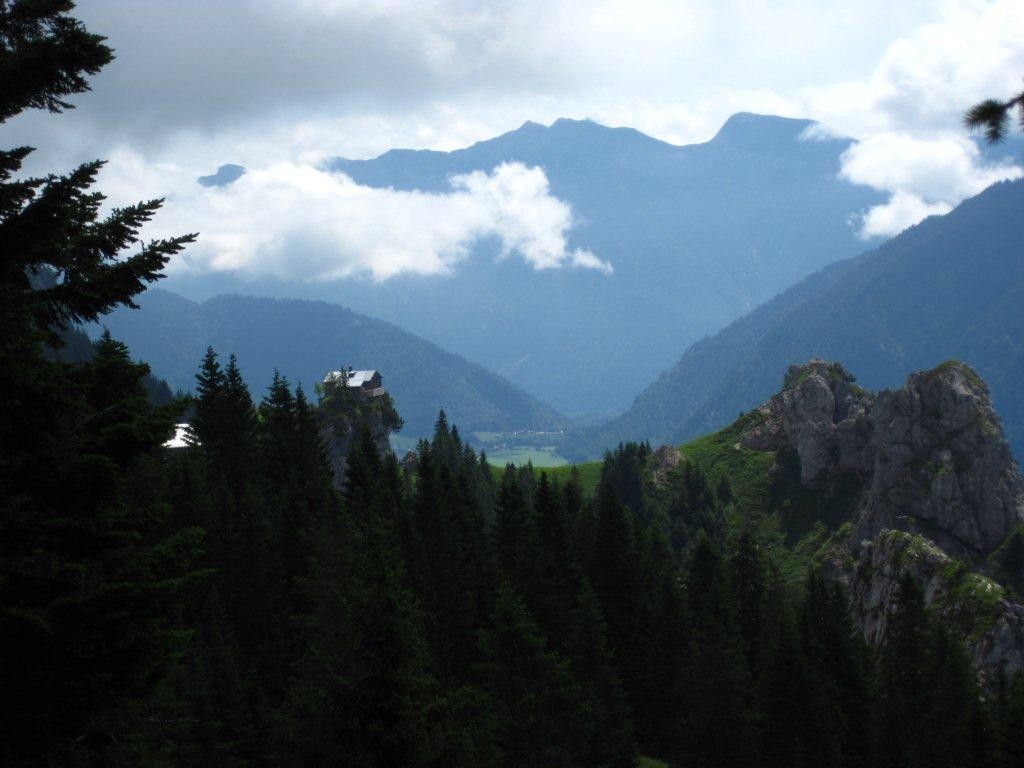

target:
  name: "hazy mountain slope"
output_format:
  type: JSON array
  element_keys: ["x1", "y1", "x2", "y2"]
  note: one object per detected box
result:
[
  {"x1": 573, "y1": 179, "x2": 1024, "y2": 459},
  {"x1": 95, "y1": 289, "x2": 569, "y2": 438},
  {"x1": 167, "y1": 113, "x2": 885, "y2": 415}
]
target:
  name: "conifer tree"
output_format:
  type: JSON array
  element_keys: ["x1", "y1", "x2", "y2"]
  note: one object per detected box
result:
[
  {"x1": 589, "y1": 484, "x2": 642, "y2": 704},
  {"x1": 672, "y1": 531, "x2": 757, "y2": 768},
  {"x1": 477, "y1": 582, "x2": 588, "y2": 768},
  {"x1": 493, "y1": 465, "x2": 542, "y2": 600},
  {"x1": 180, "y1": 590, "x2": 259, "y2": 767},
  {"x1": 1, "y1": 330, "x2": 202, "y2": 763},
  {"x1": 193, "y1": 346, "x2": 226, "y2": 447},
  {"x1": 531, "y1": 472, "x2": 579, "y2": 646},
  {"x1": 632, "y1": 523, "x2": 687, "y2": 753},
  {"x1": 429, "y1": 465, "x2": 493, "y2": 683},
  {"x1": 919, "y1": 622, "x2": 978, "y2": 768},
  {"x1": 875, "y1": 572, "x2": 933, "y2": 767},
  {"x1": 991, "y1": 671, "x2": 1024, "y2": 768},
  {"x1": 728, "y1": 525, "x2": 767, "y2": 674},
  {"x1": 564, "y1": 582, "x2": 638, "y2": 768},
  {"x1": 965, "y1": 83, "x2": 1024, "y2": 143},
  {"x1": 757, "y1": 564, "x2": 804, "y2": 768},
  {"x1": 0, "y1": 11, "x2": 201, "y2": 739},
  {"x1": 798, "y1": 567, "x2": 871, "y2": 768},
  {"x1": 220, "y1": 353, "x2": 259, "y2": 485}
]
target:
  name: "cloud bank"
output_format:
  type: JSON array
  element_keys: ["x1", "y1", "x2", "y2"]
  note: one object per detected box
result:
[
  {"x1": 141, "y1": 161, "x2": 608, "y2": 281},
  {"x1": 6, "y1": 0, "x2": 1024, "y2": 257},
  {"x1": 801, "y1": 0, "x2": 1024, "y2": 236},
  {"x1": 839, "y1": 133, "x2": 1022, "y2": 237}
]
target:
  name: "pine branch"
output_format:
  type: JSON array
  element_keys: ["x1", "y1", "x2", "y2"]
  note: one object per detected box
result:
[{"x1": 964, "y1": 87, "x2": 1024, "y2": 144}]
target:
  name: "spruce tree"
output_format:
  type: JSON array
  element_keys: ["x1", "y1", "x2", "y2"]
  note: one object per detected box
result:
[
  {"x1": 531, "y1": 472, "x2": 579, "y2": 647},
  {"x1": 179, "y1": 590, "x2": 258, "y2": 768},
  {"x1": 0, "y1": 11, "x2": 201, "y2": 744},
  {"x1": 919, "y1": 622, "x2": 978, "y2": 768},
  {"x1": 875, "y1": 572, "x2": 933, "y2": 767},
  {"x1": 992, "y1": 671, "x2": 1024, "y2": 768},
  {"x1": 493, "y1": 465, "x2": 542, "y2": 601},
  {"x1": 672, "y1": 532, "x2": 757, "y2": 768},
  {"x1": 193, "y1": 346, "x2": 226, "y2": 447},
  {"x1": 477, "y1": 583, "x2": 588, "y2": 768},
  {"x1": 589, "y1": 484, "x2": 642, "y2": 707},
  {"x1": 757, "y1": 564, "x2": 804, "y2": 768},
  {"x1": 965, "y1": 84, "x2": 1024, "y2": 144},
  {"x1": 727, "y1": 524, "x2": 767, "y2": 675},
  {"x1": 798, "y1": 568, "x2": 871, "y2": 768},
  {"x1": 564, "y1": 582, "x2": 638, "y2": 768},
  {"x1": 632, "y1": 524, "x2": 687, "y2": 754},
  {"x1": 1, "y1": 330, "x2": 202, "y2": 763}
]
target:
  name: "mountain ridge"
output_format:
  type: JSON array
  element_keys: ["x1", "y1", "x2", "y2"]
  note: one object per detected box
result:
[
  {"x1": 571, "y1": 178, "x2": 1024, "y2": 459},
  {"x1": 166, "y1": 112, "x2": 887, "y2": 415},
  {"x1": 93, "y1": 288, "x2": 569, "y2": 438}
]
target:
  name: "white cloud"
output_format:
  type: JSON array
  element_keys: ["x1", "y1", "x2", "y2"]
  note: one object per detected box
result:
[
  {"x1": 126, "y1": 159, "x2": 609, "y2": 281},
  {"x1": 854, "y1": 191, "x2": 952, "y2": 239},
  {"x1": 840, "y1": 134, "x2": 1016, "y2": 202},
  {"x1": 8, "y1": 0, "x2": 1024, "y2": 257},
  {"x1": 838, "y1": 132, "x2": 1022, "y2": 236},
  {"x1": 796, "y1": 0, "x2": 1024, "y2": 237}
]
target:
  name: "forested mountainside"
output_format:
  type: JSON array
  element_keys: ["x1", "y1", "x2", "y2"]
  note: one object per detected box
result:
[
  {"x1": 168, "y1": 113, "x2": 885, "y2": 415},
  {"x1": 11, "y1": 324, "x2": 1024, "y2": 766},
  {"x1": 32, "y1": 271, "x2": 176, "y2": 404},
  {"x1": 94, "y1": 288, "x2": 568, "y2": 438},
  {"x1": 571, "y1": 358, "x2": 1024, "y2": 684},
  {"x1": 7, "y1": 4, "x2": 1024, "y2": 767},
  {"x1": 572, "y1": 179, "x2": 1024, "y2": 460},
  {"x1": 722, "y1": 359, "x2": 1024, "y2": 677},
  {"x1": 57, "y1": 325, "x2": 175, "y2": 404}
]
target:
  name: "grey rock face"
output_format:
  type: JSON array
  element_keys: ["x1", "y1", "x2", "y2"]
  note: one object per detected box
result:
[
  {"x1": 651, "y1": 444, "x2": 682, "y2": 487},
  {"x1": 740, "y1": 358, "x2": 1024, "y2": 678},
  {"x1": 741, "y1": 359, "x2": 1024, "y2": 558},
  {"x1": 832, "y1": 531, "x2": 957, "y2": 646},
  {"x1": 826, "y1": 529, "x2": 1023, "y2": 678},
  {"x1": 322, "y1": 408, "x2": 393, "y2": 489},
  {"x1": 740, "y1": 359, "x2": 874, "y2": 483},
  {"x1": 857, "y1": 364, "x2": 1024, "y2": 558}
]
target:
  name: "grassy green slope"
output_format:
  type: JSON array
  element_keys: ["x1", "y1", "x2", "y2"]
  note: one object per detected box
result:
[
  {"x1": 677, "y1": 415, "x2": 864, "y2": 578},
  {"x1": 676, "y1": 414, "x2": 776, "y2": 517},
  {"x1": 488, "y1": 460, "x2": 604, "y2": 494},
  {"x1": 497, "y1": 412, "x2": 866, "y2": 578}
]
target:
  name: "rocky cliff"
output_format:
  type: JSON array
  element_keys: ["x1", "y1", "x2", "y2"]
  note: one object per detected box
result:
[
  {"x1": 317, "y1": 382, "x2": 402, "y2": 488},
  {"x1": 321, "y1": 407, "x2": 395, "y2": 489},
  {"x1": 737, "y1": 359, "x2": 1024, "y2": 677}
]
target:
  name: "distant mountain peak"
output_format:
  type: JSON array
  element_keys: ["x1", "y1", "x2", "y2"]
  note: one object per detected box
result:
[
  {"x1": 513, "y1": 119, "x2": 545, "y2": 133},
  {"x1": 710, "y1": 112, "x2": 831, "y2": 149},
  {"x1": 550, "y1": 117, "x2": 597, "y2": 128}
]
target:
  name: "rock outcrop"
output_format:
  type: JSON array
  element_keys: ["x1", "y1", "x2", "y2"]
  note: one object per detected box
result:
[
  {"x1": 739, "y1": 359, "x2": 1024, "y2": 678},
  {"x1": 828, "y1": 529, "x2": 1023, "y2": 678},
  {"x1": 740, "y1": 359, "x2": 873, "y2": 483},
  {"x1": 740, "y1": 359, "x2": 1024, "y2": 559},
  {"x1": 321, "y1": 407, "x2": 394, "y2": 489},
  {"x1": 317, "y1": 378, "x2": 402, "y2": 489},
  {"x1": 857, "y1": 363, "x2": 1023, "y2": 559},
  {"x1": 651, "y1": 444, "x2": 682, "y2": 487}
]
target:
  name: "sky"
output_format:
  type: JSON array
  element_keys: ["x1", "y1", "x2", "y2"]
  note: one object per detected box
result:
[{"x1": 3, "y1": 0, "x2": 1023, "y2": 280}]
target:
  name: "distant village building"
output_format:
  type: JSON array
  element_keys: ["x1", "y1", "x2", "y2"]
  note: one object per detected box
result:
[{"x1": 324, "y1": 368, "x2": 385, "y2": 398}]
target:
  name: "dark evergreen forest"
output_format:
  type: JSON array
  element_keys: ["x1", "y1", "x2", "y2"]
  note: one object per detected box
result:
[{"x1": 2, "y1": 3, "x2": 1024, "y2": 767}]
